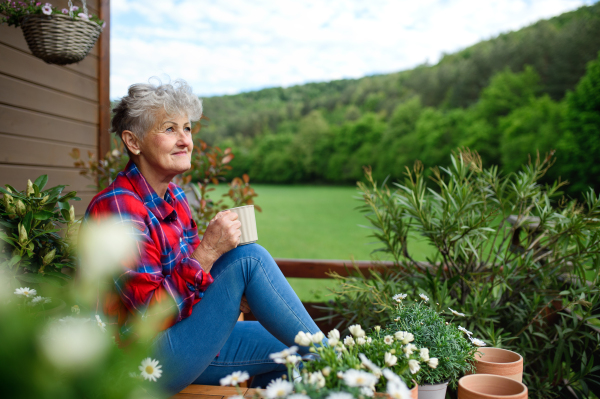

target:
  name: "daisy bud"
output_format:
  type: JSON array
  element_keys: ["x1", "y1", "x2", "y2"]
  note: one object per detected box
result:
[
  {"x1": 348, "y1": 324, "x2": 365, "y2": 338},
  {"x1": 27, "y1": 179, "x2": 34, "y2": 197},
  {"x1": 328, "y1": 329, "x2": 340, "y2": 340},
  {"x1": 322, "y1": 367, "x2": 331, "y2": 377},
  {"x1": 374, "y1": 325, "x2": 381, "y2": 333},
  {"x1": 309, "y1": 347, "x2": 316, "y2": 353},
  {"x1": 15, "y1": 199, "x2": 26, "y2": 216},
  {"x1": 18, "y1": 223, "x2": 27, "y2": 244},
  {"x1": 69, "y1": 205, "x2": 75, "y2": 222},
  {"x1": 408, "y1": 359, "x2": 420, "y2": 374},
  {"x1": 420, "y1": 348, "x2": 430, "y2": 362},
  {"x1": 40, "y1": 195, "x2": 49, "y2": 205},
  {"x1": 428, "y1": 358, "x2": 439, "y2": 369},
  {"x1": 42, "y1": 248, "x2": 56, "y2": 266},
  {"x1": 311, "y1": 331, "x2": 325, "y2": 344}
]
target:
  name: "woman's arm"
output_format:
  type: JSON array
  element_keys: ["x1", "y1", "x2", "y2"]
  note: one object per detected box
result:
[{"x1": 191, "y1": 210, "x2": 241, "y2": 274}]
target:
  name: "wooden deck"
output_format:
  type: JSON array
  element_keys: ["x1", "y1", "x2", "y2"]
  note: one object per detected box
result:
[{"x1": 173, "y1": 385, "x2": 256, "y2": 399}]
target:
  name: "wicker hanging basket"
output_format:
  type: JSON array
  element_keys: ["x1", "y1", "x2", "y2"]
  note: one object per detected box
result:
[{"x1": 20, "y1": 1, "x2": 102, "y2": 65}]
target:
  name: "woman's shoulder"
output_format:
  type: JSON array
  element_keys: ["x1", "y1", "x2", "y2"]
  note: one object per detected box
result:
[{"x1": 86, "y1": 174, "x2": 147, "y2": 219}]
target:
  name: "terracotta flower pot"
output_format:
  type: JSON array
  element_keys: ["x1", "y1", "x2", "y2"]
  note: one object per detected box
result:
[
  {"x1": 474, "y1": 347, "x2": 523, "y2": 382},
  {"x1": 418, "y1": 380, "x2": 448, "y2": 399},
  {"x1": 458, "y1": 374, "x2": 527, "y2": 399}
]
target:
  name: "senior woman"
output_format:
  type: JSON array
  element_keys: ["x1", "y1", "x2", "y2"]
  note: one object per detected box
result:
[{"x1": 85, "y1": 80, "x2": 323, "y2": 394}]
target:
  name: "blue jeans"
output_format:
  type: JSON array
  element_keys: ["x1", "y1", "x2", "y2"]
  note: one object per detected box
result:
[{"x1": 151, "y1": 244, "x2": 323, "y2": 395}]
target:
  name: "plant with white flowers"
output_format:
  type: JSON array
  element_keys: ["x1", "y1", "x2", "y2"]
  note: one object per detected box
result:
[{"x1": 387, "y1": 295, "x2": 479, "y2": 388}]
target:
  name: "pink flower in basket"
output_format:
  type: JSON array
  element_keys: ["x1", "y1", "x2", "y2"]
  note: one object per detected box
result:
[
  {"x1": 77, "y1": 12, "x2": 88, "y2": 20},
  {"x1": 70, "y1": 5, "x2": 78, "y2": 11},
  {"x1": 41, "y1": 4, "x2": 52, "y2": 15},
  {"x1": 61, "y1": 8, "x2": 68, "y2": 14}
]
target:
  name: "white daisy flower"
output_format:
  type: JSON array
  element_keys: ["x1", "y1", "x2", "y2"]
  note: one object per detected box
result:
[
  {"x1": 343, "y1": 336, "x2": 355, "y2": 347},
  {"x1": 95, "y1": 314, "x2": 106, "y2": 333},
  {"x1": 419, "y1": 348, "x2": 430, "y2": 362},
  {"x1": 220, "y1": 371, "x2": 250, "y2": 386},
  {"x1": 294, "y1": 331, "x2": 312, "y2": 346},
  {"x1": 470, "y1": 337, "x2": 486, "y2": 347},
  {"x1": 419, "y1": 293, "x2": 429, "y2": 302},
  {"x1": 403, "y1": 344, "x2": 417, "y2": 357},
  {"x1": 269, "y1": 346, "x2": 299, "y2": 363},
  {"x1": 408, "y1": 359, "x2": 420, "y2": 374},
  {"x1": 307, "y1": 370, "x2": 326, "y2": 388},
  {"x1": 359, "y1": 353, "x2": 382, "y2": 377},
  {"x1": 42, "y1": 4, "x2": 52, "y2": 15},
  {"x1": 311, "y1": 331, "x2": 325, "y2": 344},
  {"x1": 342, "y1": 369, "x2": 378, "y2": 388},
  {"x1": 14, "y1": 287, "x2": 37, "y2": 298},
  {"x1": 139, "y1": 358, "x2": 162, "y2": 382},
  {"x1": 29, "y1": 296, "x2": 47, "y2": 306},
  {"x1": 382, "y1": 368, "x2": 401, "y2": 383},
  {"x1": 448, "y1": 307, "x2": 465, "y2": 317},
  {"x1": 458, "y1": 326, "x2": 473, "y2": 336},
  {"x1": 366, "y1": 337, "x2": 372, "y2": 344},
  {"x1": 288, "y1": 395, "x2": 311, "y2": 399},
  {"x1": 428, "y1": 358, "x2": 439, "y2": 369},
  {"x1": 326, "y1": 393, "x2": 354, "y2": 399},
  {"x1": 385, "y1": 352, "x2": 398, "y2": 367},
  {"x1": 394, "y1": 331, "x2": 414, "y2": 344},
  {"x1": 328, "y1": 328, "x2": 340, "y2": 340},
  {"x1": 329, "y1": 337, "x2": 339, "y2": 347},
  {"x1": 356, "y1": 337, "x2": 367, "y2": 346},
  {"x1": 285, "y1": 355, "x2": 301, "y2": 365},
  {"x1": 348, "y1": 324, "x2": 366, "y2": 338},
  {"x1": 392, "y1": 293, "x2": 407, "y2": 303},
  {"x1": 322, "y1": 366, "x2": 331, "y2": 377},
  {"x1": 384, "y1": 335, "x2": 394, "y2": 345},
  {"x1": 265, "y1": 378, "x2": 293, "y2": 398},
  {"x1": 387, "y1": 379, "x2": 411, "y2": 399},
  {"x1": 361, "y1": 386, "x2": 375, "y2": 397}
]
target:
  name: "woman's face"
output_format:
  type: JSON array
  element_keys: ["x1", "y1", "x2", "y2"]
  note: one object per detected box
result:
[{"x1": 139, "y1": 113, "x2": 193, "y2": 177}]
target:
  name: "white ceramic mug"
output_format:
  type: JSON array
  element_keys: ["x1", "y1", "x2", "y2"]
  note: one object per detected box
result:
[{"x1": 228, "y1": 205, "x2": 258, "y2": 245}]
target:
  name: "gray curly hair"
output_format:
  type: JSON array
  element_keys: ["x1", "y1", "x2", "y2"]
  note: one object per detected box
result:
[{"x1": 111, "y1": 78, "x2": 203, "y2": 147}]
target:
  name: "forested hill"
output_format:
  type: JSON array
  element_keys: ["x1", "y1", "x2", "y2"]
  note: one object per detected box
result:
[{"x1": 200, "y1": 2, "x2": 600, "y2": 194}]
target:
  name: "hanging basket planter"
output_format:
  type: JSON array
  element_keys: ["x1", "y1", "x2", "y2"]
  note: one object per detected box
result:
[
  {"x1": 0, "y1": 0, "x2": 104, "y2": 65},
  {"x1": 21, "y1": 13, "x2": 102, "y2": 65}
]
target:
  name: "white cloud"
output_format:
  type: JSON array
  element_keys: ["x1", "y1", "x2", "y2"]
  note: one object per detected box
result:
[{"x1": 110, "y1": 0, "x2": 591, "y2": 98}]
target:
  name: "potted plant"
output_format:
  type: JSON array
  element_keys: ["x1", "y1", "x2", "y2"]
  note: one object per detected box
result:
[
  {"x1": 386, "y1": 294, "x2": 481, "y2": 399},
  {"x1": 0, "y1": 1, "x2": 104, "y2": 65},
  {"x1": 0, "y1": 175, "x2": 79, "y2": 297},
  {"x1": 294, "y1": 326, "x2": 425, "y2": 398}
]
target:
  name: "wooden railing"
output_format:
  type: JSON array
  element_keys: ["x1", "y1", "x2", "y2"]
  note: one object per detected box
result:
[{"x1": 242, "y1": 258, "x2": 397, "y2": 331}]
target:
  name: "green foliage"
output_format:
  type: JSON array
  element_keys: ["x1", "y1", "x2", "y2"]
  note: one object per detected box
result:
[
  {"x1": 199, "y1": 3, "x2": 600, "y2": 196},
  {"x1": 0, "y1": 176, "x2": 80, "y2": 290},
  {"x1": 323, "y1": 150, "x2": 600, "y2": 398}
]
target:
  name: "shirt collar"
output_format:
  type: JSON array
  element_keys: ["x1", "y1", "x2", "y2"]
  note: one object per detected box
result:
[{"x1": 123, "y1": 160, "x2": 177, "y2": 221}]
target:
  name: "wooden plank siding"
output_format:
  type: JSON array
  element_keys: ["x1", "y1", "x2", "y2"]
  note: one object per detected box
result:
[{"x1": 0, "y1": 0, "x2": 109, "y2": 214}]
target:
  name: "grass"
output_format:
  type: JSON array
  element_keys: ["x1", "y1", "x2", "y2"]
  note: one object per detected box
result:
[{"x1": 207, "y1": 184, "x2": 433, "y2": 300}]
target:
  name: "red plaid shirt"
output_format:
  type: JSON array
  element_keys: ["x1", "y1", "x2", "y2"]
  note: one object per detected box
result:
[{"x1": 85, "y1": 161, "x2": 214, "y2": 337}]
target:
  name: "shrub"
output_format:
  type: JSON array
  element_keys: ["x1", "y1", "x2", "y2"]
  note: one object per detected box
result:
[
  {"x1": 0, "y1": 175, "x2": 79, "y2": 291},
  {"x1": 324, "y1": 149, "x2": 600, "y2": 398}
]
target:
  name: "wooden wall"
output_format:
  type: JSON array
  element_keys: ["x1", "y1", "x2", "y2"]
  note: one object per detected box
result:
[{"x1": 0, "y1": 0, "x2": 110, "y2": 214}]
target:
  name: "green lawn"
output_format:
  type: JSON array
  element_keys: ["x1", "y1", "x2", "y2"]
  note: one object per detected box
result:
[{"x1": 208, "y1": 184, "x2": 434, "y2": 301}]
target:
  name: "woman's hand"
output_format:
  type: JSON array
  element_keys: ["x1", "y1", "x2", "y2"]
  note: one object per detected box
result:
[
  {"x1": 192, "y1": 210, "x2": 241, "y2": 273},
  {"x1": 240, "y1": 295, "x2": 250, "y2": 313}
]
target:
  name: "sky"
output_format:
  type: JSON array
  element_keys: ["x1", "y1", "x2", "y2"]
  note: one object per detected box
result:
[{"x1": 110, "y1": 0, "x2": 595, "y2": 99}]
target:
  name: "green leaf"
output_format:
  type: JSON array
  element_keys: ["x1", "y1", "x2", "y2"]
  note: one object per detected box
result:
[
  {"x1": 23, "y1": 212, "x2": 33, "y2": 231},
  {"x1": 33, "y1": 210, "x2": 54, "y2": 220},
  {"x1": 60, "y1": 209, "x2": 70, "y2": 221},
  {"x1": 43, "y1": 271, "x2": 72, "y2": 280},
  {"x1": 57, "y1": 201, "x2": 70, "y2": 211},
  {"x1": 0, "y1": 231, "x2": 17, "y2": 245},
  {"x1": 7, "y1": 254, "x2": 21, "y2": 268},
  {"x1": 59, "y1": 191, "x2": 77, "y2": 202},
  {"x1": 0, "y1": 187, "x2": 25, "y2": 199},
  {"x1": 16, "y1": 273, "x2": 46, "y2": 284},
  {"x1": 34, "y1": 175, "x2": 48, "y2": 191}
]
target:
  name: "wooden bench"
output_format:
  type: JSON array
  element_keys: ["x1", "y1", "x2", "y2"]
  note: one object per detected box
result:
[{"x1": 174, "y1": 385, "x2": 257, "y2": 399}]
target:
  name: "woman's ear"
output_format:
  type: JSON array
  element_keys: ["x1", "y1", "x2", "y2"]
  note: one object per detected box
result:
[{"x1": 122, "y1": 130, "x2": 141, "y2": 155}]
